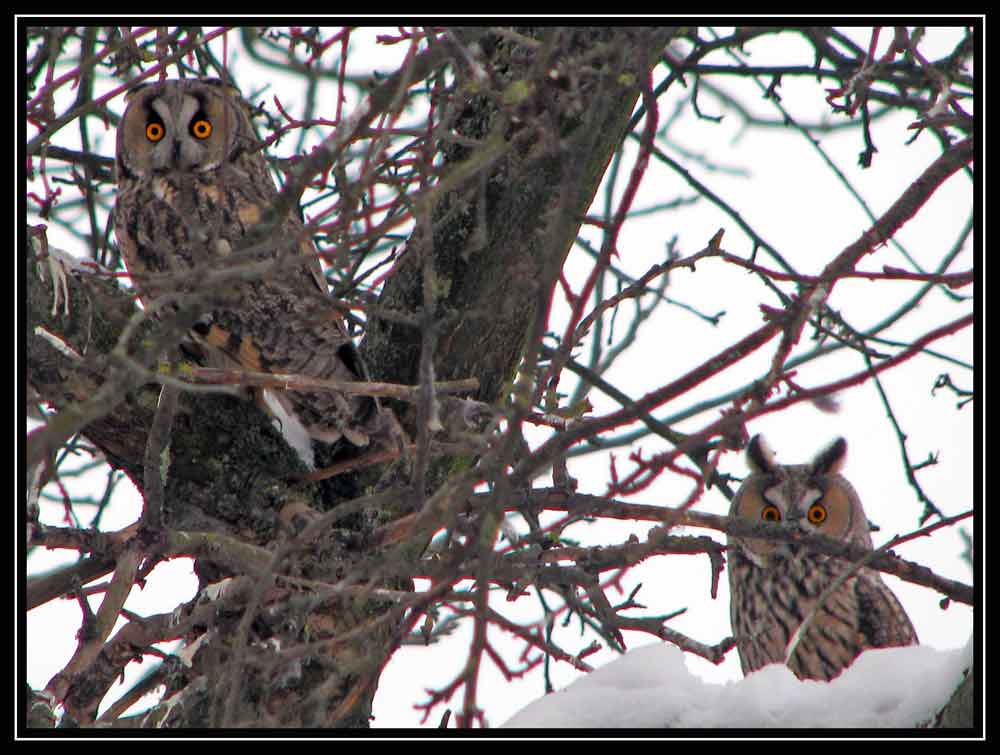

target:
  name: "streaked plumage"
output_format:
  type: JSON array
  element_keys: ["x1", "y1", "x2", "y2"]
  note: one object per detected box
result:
[
  {"x1": 727, "y1": 435, "x2": 918, "y2": 681},
  {"x1": 114, "y1": 78, "x2": 381, "y2": 468}
]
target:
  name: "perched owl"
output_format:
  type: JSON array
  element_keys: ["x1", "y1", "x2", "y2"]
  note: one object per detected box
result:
[
  {"x1": 727, "y1": 435, "x2": 918, "y2": 681},
  {"x1": 114, "y1": 78, "x2": 382, "y2": 469}
]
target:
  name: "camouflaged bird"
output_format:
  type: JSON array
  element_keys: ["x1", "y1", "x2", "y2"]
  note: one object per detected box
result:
[
  {"x1": 114, "y1": 78, "x2": 383, "y2": 468},
  {"x1": 727, "y1": 435, "x2": 918, "y2": 681}
]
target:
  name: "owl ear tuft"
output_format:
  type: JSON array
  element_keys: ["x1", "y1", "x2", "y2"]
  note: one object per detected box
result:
[
  {"x1": 198, "y1": 77, "x2": 242, "y2": 99},
  {"x1": 812, "y1": 437, "x2": 847, "y2": 475},
  {"x1": 746, "y1": 434, "x2": 776, "y2": 474},
  {"x1": 124, "y1": 81, "x2": 154, "y2": 103}
]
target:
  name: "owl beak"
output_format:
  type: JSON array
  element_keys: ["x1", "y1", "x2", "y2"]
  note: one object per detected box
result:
[{"x1": 783, "y1": 509, "x2": 809, "y2": 532}]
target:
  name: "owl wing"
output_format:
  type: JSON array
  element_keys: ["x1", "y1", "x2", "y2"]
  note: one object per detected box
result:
[
  {"x1": 298, "y1": 225, "x2": 330, "y2": 299},
  {"x1": 854, "y1": 570, "x2": 919, "y2": 650},
  {"x1": 204, "y1": 190, "x2": 380, "y2": 450},
  {"x1": 117, "y1": 171, "x2": 382, "y2": 465},
  {"x1": 191, "y1": 295, "x2": 378, "y2": 454},
  {"x1": 190, "y1": 271, "x2": 379, "y2": 456},
  {"x1": 113, "y1": 181, "x2": 169, "y2": 309}
]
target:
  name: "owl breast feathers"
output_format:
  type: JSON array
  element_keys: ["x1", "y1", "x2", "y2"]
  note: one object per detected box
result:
[
  {"x1": 727, "y1": 435, "x2": 918, "y2": 681},
  {"x1": 113, "y1": 78, "x2": 383, "y2": 469}
]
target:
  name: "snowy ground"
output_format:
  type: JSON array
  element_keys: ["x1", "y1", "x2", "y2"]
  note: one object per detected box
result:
[{"x1": 502, "y1": 640, "x2": 972, "y2": 729}]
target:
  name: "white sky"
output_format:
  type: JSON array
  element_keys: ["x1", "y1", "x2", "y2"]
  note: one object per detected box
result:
[{"x1": 24, "y1": 25, "x2": 977, "y2": 731}]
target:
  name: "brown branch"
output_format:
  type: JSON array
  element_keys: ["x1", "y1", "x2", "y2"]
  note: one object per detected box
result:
[
  {"x1": 822, "y1": 137, "x2": 974, "y2": 281},
  {"x1": 716, "y1": 251, "x2": 974, "y2": 289},
  {"x1": 758, "y1": 135, "x2": 973, "y2": 399},
  {"x1": 612, "y1": 616, "x2": 737, "y2": 665},
  {"x1": 521, "y1": 489, "x2": 974, "y2": 606},
  {"x1": 188, "y1": 366, "x2": 479, "y2": 402},
  {"x1": 141, "y1": 384, "x2": 178, "y2": 532},
  {"x1": 45, "y1": 545, "x2": 143, "y2": 723},
  {"x1": 509, "y1": 319, "x2": 782, "y2": 486},
  {"x1": 563, "y1": 312, "x2": 971, "y2": 497},
  {"x1": 572, "y1": 232, "x2": 726, "y2": 346}
]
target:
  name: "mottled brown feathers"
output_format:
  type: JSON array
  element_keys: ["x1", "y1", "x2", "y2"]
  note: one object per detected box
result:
[
  {"x1": 727, "y1": 435, "x2": 918, "y2": 681},
  {"x1": 114, "y1": 79, "x2": 384, "y2": 467}
]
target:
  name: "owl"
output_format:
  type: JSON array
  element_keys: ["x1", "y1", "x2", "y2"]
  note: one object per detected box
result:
[
  {"x1": 727, "y1": 434, "x2": 918, "y2": 681},
  {"x1": 113, "y1": 78, "x2": 382, "y2": 469}
]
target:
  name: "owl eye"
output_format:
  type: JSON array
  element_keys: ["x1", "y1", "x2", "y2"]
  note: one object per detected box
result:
[
  {"x1": 807, "y1": 503, "x2": 828, "y2": 525},
  {"x1": 190, "y1": 119, "x2": 212, "y2": 139},
  {"x1": 145, "y1": 122, "x2": 165, "y2": 142},
  {"x1": 761, "y1": 504, "x2": 781, "y2": 522}
]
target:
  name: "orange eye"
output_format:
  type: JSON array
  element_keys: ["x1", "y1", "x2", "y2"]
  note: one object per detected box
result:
[
  {"x1": 761, "y1": 505, "x2": 781, "y2": 522},
  {"x1": 191, "y1": 119, "x2": 212, "y2": 139},
  {"x1": 807, "y1": 503, "x2": 828, "y2": 525},
  {"x1": 145, "y1": 122, "x2": 165, "y2": 141}
]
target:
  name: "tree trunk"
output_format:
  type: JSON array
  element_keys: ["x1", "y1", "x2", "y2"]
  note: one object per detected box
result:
[{"x1": 27, "y1": 27, "x2": 678, "y2": 728}]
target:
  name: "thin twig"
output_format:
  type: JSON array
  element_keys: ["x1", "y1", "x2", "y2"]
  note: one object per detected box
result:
[{"x1": 188, "y1": 365, "x2": 478, "y2": 402}]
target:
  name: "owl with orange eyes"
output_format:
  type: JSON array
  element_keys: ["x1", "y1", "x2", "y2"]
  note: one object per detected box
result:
[
  {"x1": 727, "y1": 435, "x2": 918, "y2": 681},
  {"x1": 114, "y1": 78, "x2": 383, "y2": 469}
]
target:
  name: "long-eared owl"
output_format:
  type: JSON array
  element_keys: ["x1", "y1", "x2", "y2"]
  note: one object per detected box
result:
[
  {"x1": 113, "y1": 77, "x2": 382, "y2": 469},
  {"x1": 727, "y1": 435, "x2": 918, "y2": 681}
]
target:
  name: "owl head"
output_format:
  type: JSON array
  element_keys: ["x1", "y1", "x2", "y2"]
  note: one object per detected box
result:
[
  {"x1": 728, "y1": 434, "x2": 873, "y2": 564},
  {"x1": 116, "y1": 78, "x2": 261, "y2": 178}
]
